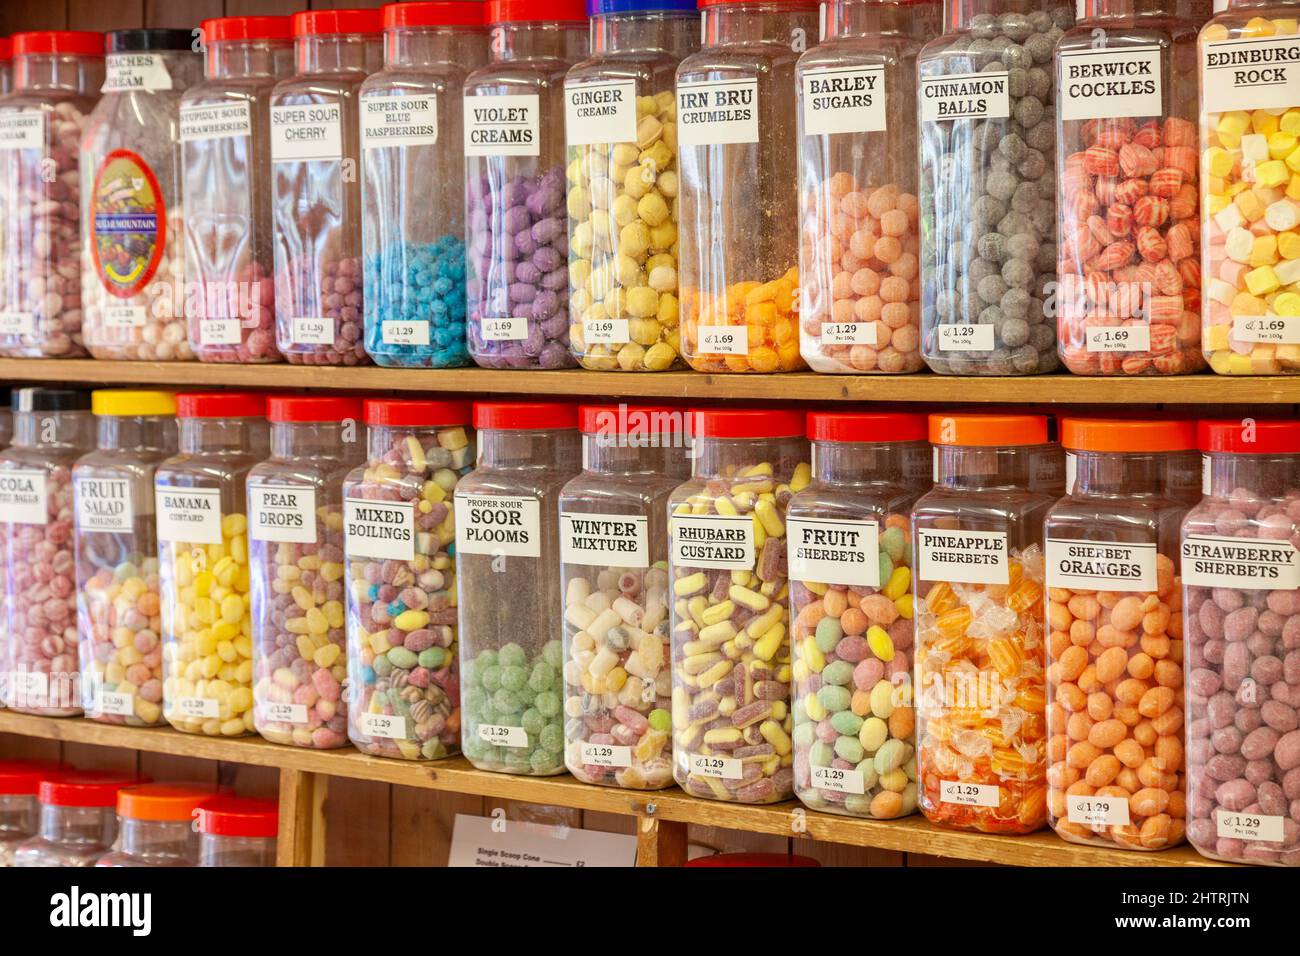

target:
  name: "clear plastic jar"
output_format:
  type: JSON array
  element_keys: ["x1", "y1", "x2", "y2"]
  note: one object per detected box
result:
[
  {"x1": 0, "y1": 388, "x2": 94, "y2": 715},
  {"x1": 1044, "y1": 418, "x2": 1193, "y2": 851},
  {"x1": 1182, "y1": 420, "x2": 1300, "y2": 866},
  {"x1": 0, "y1": 39, "x2": 11, "y2": 94},
  {"x1": 13, "y1": 770, "x2": 140, "y2": 867},
  {"x1": 0, "y1": 760, "x2": 61, "y2": 866},
  {"x1": 918, "y1": 0, "x2": 1074, "y2": 375},
  {"x1": 1166, "y1": 446, "x2": 1203, "y2": 504},
  {"x1": 80, "y1": 30, "x2": 202, "y2": 361},
  {"x1": 558, "y1": 404, "x2": 689, "y2": 789},
  {"x1": 181, "y1": 16, "x2": 294, "y2": 364},
  {"x1": 271, "y1": 9, "x2": 383, "y2": 366},
  {"x1": 155, "y1": 392, "x2": 269, "y2": 737},
  {"x1": 343, "y1": 400, "x2": 474, "y2": 761},
  {"x1": 0, "y1": 32, "x2": 103, "y2": 359},
  {"x1": 455, "y1": 402, "x2": 581, "y2": 774},
  {"x1": 74, "y1": 390, "x2": 177, "y2": 727},
  {"x1": 912, "y1": 413, "x2": 1054, "y2": 833},
  {"x1": 668, "y1": 409, "x2": 809, "y2": 803},
  {"x1": 94, "y1": 783, "x2": 216, "y2": 867},
  {"x1": 677, "y1": 0, "x2": 817, "y2": 374},
  {"x1": 1199, "y1": 2, "x2": 1300, "y2": 374},
  {"x1": 564, "y1": 0, "x2": 699, "y2": 372},
  {"x1": 195, "y1": 795, "x2": 278, "y2": 866},
  {"x1": 249, "y1": 395, "x2": 363, "y2": 750},
  {"x1": 0, "y1": 392, "x2": 10, "y2": 449},
  {"x1": 360, "y1": 2, "x2": 489, "y2": 369},
  {"x1": 796, "y1": 0, "x2": 924, "y2": 374},
  {"x1": 788, "y1": 412, "x2": 927, "y2": 818},
  {"x1": 1056, "y1": 0, "x2": 1209, "y2": 376},
  {"x1": 464, "y1": 2, "x2": 587, "y2": 370}
]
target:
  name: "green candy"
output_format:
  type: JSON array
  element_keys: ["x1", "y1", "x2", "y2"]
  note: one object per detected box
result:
[
  {"x1": 809, "y1": 740, "x2": 834, "y2": 767},
  {"x1": 878, "y1": 552, "x2": 894, "y2": 585},
  {"x1": 373, "y1": 655, "x2": 393, "y2": 678},
  {"x1": 387, "y1": 646, "x2": 418, "y2": 670},
  {"x1": 814, "y1": 616, "x2": 843, "y2": 652},
  {"x1": 530, "y1": 749, "x2": 561, "y2": 773},
  {"x1": 528, "y1": 661, "x2": 557, "y2": 693},
  {"x1": 647, "y1": 708, "x2": 671, "y2": 732},
  {"x1": 822, "y1": 660, "x2": 854, "y2": 687},
  {"x1": 792, "y1": 721, "x2": 816, "y2": 749},
  {"x1": 539, "y1": 723, "x2": 564, "y2": 753},
  {"x1": 834, "y1": 735, "x2": 865, "y2": 764},
  {"x1": 830, "y1": 710, "x2": 864, "y2": 736},
  {"x1": 521, "y1": 707, "x2": 545, "y2": 735},
  {"x1": 874, "y1": 738, "x2": 907, "y2": 774},
  {"x1": 479, "y1": 663, "x2": 502, "y2": 691},
  {"x1": 817, "y1": 684, "x2": 851, "y2": 713},
  {"x1": 497, "y1": 643, "x2": 526, "y2": 668},
  {"x1": 418, "y1": 647, "x2": 445, "y2": 669},
  {"x1": 462, "y1": 687, "x2": 486, "y2": 715},
  {"x1": 499, "y1": 665, "x2": 528, "y2": 691},
  {"x1": 476, "y1": 648, "x2": 498, "y2": 668},
  {"x1": 541, "y1": 640, "x2": 564, "y2": 669},
  {"x1": 492, "y1": 687, "x2": 521, "y2": 714},
  {"x1": 534, "y1": 690, "x2": 561, "y2": 717},
  {"x1": 880, "y1": 526, "x2": 906, "y2": 563}
]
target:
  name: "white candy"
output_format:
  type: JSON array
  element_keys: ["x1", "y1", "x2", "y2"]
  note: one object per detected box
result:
[
  {"x1": 1214, "y1": 203, "x2": 1245, "y2": 234},
  {"x1": 1273, "y1": 257, "x2": 1300, "y2": 286},
  {"x1": 1265, "y1": 199, "x2": 1300, "y2": 232},
  {"x1": 1242, "y1": 134, "x2": 1270, "y2": 163},
  {"x1": 1225, "y1": 226, "x2": 1255, "y2": 263}
]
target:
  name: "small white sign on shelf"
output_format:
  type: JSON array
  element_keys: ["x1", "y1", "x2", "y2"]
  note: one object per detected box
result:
[{"x1": 447, "y1": 813, "x2": 637, "y2": 868}]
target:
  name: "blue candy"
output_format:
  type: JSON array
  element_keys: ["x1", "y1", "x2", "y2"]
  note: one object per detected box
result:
[{"x1": 363, "y1": 235, "x2": 470, "y2": 368}]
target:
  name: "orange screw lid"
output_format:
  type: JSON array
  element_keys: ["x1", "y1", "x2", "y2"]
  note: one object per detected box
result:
[
  {"x1": 928, "y1": 413, "x2": 1048, "y2": 448},
  {"x1": 1061, "y1": 417, "x2": 1197, "y2": 453},
  {"x1": 117, "y1": 783, "x2": 225, "y2": 822}
]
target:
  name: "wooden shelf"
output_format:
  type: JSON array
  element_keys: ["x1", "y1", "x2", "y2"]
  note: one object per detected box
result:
[
  {"x1": 0, "y1": 711, "x2": 1225, "y2": 868},
  {"x1": 1, "y1": 358, "x2": 1298, "y2": 404}
]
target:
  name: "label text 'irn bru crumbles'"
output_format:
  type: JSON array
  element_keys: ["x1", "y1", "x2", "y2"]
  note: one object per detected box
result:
[
  {"x1": 1181, "y1": 534, "x2": 1300, "y2": 589},
  {"x1": 917, "y1": 527, "x2": 1008, "y2": 586}
]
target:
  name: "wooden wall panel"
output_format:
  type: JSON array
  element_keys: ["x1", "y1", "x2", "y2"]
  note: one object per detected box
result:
[
  {"x1": 66, "y1": 0, "x2": 143, "y2": 31},
  {"x1": 145, "y1": 0, "x2": 222, "y2": 28},
  {"x1": 389, "y1": 787, "x2": 483, "y2": 866},
  {"x1": 0, "y1": 1, "x2": 68, "y2": 33},
  {"x1": 322, "y1": 776, "x2": 390, "y2": 866}
]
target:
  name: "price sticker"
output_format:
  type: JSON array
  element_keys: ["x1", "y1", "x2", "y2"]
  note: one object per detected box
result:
[
  {"x1": 696, "y1": 325, "x2": 748, "y2": 356},
  {"x1": 481, "y1": 317, "x2": 527, "y2": 341},
  {"x1": 381, "y1": 321, "x2": 431, "y2": 346},
  {"x1": 263, "y1": 702, "x2": 308, "y2": 725},
  {"x1": 811, "y1": 765, "x2": 866, "y2": 794},
  {"x1": 1086, "y1": 324, "x2": 1150, "y2": 353},
  {"x1": 360, "y1": 712, "x2": 407, "y2": 739},
  {"x1": 688, "y1": 753, "x2": 742, "y2": 780},
  {"x1": 820, "y1": 322, "x2": 876, "y2": 346},
  {"x1": 939, "y1": 780, "x2": 1000, "y2": 807},
  {"x1": 937, "y1": 323, "x2": 994, "y2": 351},
  {"x1": 199, "y1": 317, "x2": 242, "y2": 346},
  {"x1": 173, "y1": 696, "x2": 219, "y2": 719},
  {"x1": 1215, "y1": 809, "x2": 1284, "y2": 842},
  {"x1": 96, "y1": 690, "x2": 135, "y2": 718},
  {"x1": 478, "y1": 724, "x2": 528, "y2": 748},
  {"x1": 579, "y1": 743, "x2": 632, "y2": 768},
  {"x1": 582, "y1": 317, "x2": 629, "y2": 344},
  {"x1": 1233, "y1": 315, "x2": 1300, "y2": 344},
  {"x1": 291, "y1": 316, "x2": 335, "y2": 345},
  {"x1": 1067, "y1": 794, "x2": 1130, "y2": 827}
]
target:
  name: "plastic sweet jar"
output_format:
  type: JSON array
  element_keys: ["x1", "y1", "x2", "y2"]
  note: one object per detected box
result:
[
  {"x1": 95, "y1": 783, "x2": 217, "y2": 867},
  {"x1": 0, "y1": 31, "x2": 103, "y2": 359},
  {"x1": 564, "y1": 0, "x2": 699, "y2": 372},
  {"x1": 787, "y1": 412, "x2": 928, "y2": 818},
  {"x1": 195, "y1": 796, "x2": 278, "y2": 866},
  {"x1": 0, "y1": 760, "x2": 61, "y2": 866},
  {"x1": 1181, "y1": 419, "x2": 1300, "y2": 866},
  {"x1": 795, "y1": 0, "x2": 925, "y2": 374},
  {"x1": 154, "y1": 392, "x2": 270, "y2": 737},
  {"x1": 181, "y1": 16, "x2": 294, "y2": 364},
  {"x1": 342, "y1": 399, "x2": 474, "y2": 761},
  {"x1": 667, "y1": 408, "x2": 809, "y2": 803},
  {"x1": 248, "y1": 395, "x2": 364, "y2": 750},
  {"x1": 557, "y1": 404, "x2": 689, "y2": 789},
  {"x1": 270, "y1": 8, "x2": 383, "y2": 367},
  {"x1": 1199, "y1": 2, "x2": 1300, "y2": 374},
  {"x1": 455, "y1": 402, "x2": 582, "y2": 774},
  {"x1": 73, "y1": 390, "x2": 178, "y2": 727},
  {"x1": 464, "y1": 1, "x2": 587, "y2": 370},
  {"x1": 917, "y1": 0, "x2": 1073, "y2": 375},
  {"x1": 1043, "y1": 418, "x2": 1194, "y2": 851},
  {"x1": 359, "y1": 1, "x2": 488, "y2": 369},
  {"x1": 1166, "y1": 444, "x2": 1204, "y2": 505},
  {"x1": 676, "y1": 0, "x2": 816, "y2": 374},
  {"x1": 80, "y1": 30, "x2": 202, "y2": 362},
  {"x1": 0, "y1": 392, "x2": 11, "y2": 449},
  {"x1": 0, "y1": 387, "x2": 94, "y2": 715},
  {"x1": 13, "y1": 771, "x2": 141, "y2": 867},
  {"x1": 0, "y1": 38, "x2": 11, "y2": 94},
  {"x1": 912, "y1": 412, "x2": 1055, "y2": 833}
]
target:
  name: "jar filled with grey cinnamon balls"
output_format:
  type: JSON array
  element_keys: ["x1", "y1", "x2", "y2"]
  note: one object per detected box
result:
[{"x1": 917, "y1": 0, "x2": 1073, "y2": 375}]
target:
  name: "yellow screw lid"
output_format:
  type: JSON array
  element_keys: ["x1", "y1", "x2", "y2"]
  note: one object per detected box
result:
[{"x1": 91, "y1": 390, "x2": 178, "y2": 417}]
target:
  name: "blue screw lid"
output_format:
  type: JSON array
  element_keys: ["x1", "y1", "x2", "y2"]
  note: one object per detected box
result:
[{"x1": 588, "y1": 0, "x2": 699, "y2": 15}]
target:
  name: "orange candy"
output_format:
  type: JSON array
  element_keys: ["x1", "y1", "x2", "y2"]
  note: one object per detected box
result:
[{"x1": 681, "y1": 268, "x2": 805, "y2": 374}]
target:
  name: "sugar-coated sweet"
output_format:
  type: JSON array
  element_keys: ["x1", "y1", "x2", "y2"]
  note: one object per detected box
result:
[
  {"x1": 364, "y1": 236, "x2": 468, "y2": 368},
  {"x1": 681, "y1": 269, "x2": 804, "y2": 373},
  {"x1": 188, "y1": 260, "x2": 280, "y2": 364},
  {"x1": 277, "y1": 255, "x2": 370, "y2": 366},
  {"x1": 462, "y1": 640, "x2": 567, "y2": 774},
  {"x1": 78, "y1": 556, "x2": 164, "y2": 726}
]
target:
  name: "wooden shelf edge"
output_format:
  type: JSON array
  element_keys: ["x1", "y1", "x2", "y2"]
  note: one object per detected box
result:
[{"x1": 0, "y1": 711, "x2": 1225, "y2": 868}]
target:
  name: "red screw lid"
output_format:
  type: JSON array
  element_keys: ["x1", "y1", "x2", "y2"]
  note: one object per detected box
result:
[
  {"x1": 364, "y1": 399, "x2": 472, "y2": 428},
  {"x1": 39, "y1": 771, "x2": 146, "y2": 808},
  {"x1": 201, "y1": 16, "x2": 293, "y2": 44},
  {"x1": 268, "y1": 395, "x2": 363, "y2": 424},
  {"x1": 580, "y1": 404, "x2": 683, "y2": 436},
  {"x1": 292, "y1": 8, "x2": 384, "y2": 37},
  {"x1": 699, "y1": 0, "x2": 818, "y2": 6},
  {"x1": 117, "y1": 783, "x2": 224, "y2": 822},
  {"x1": 194, "y1": 796, "x2": 279, "y2": 839},
  {"x1": 1199, "y1": 419, "x2": 1300, "y2": 455},
  {"x1": 689, "y1": 407, "x2": 805, "y2": 440},
  {"x1": 486, "y1": 0, "x2": 588, "y2": 23},
  {"x1": 12, "y1": 31, "x2": 104, "y2": 58},
  {"x1": 928, "y1": 413, "x2": 1048, "y2": 448},
  {"x1": 0, "y1": 38, "x2": 11, "y2": 61},
  {"x1": 0, "y1": 760, "x2": 62, "y2": 796},
  {"x1": 474, "y1": 401, "x2": 578, "y2": 431},
  {"x1": 176, "y1": 392, "x2": 267, "y2": 420},
  {"x1": 385, "y1": 1, "x2": 486, "y2": 29},
  {"x1": 1062, "y1": 417, "x2": 1198, "y2": 454},
  {"x1": 685, "y1": 852, "x2": 821, "y2": 867},
  {"x1": 807, "y1": 412, "x2": 928, "y2": 444}
]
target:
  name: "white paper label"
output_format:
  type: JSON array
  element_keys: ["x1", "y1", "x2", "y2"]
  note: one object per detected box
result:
[
  {"x1": 801, "y1": 64, "x2": 887, "y2": 136},
  {"x1": 1215, "y1": 809, "x2": 1285, "y2": 843},
  {"x1": 271, "y1": 101, "x2": 343, "y2": 162},
  {"x1": 179, "y1": 101, "x2": 252, "y2": 142},
  {"x1": 1203, "y1": 36, "x2": 1300, "y2": 114},
  {"x1": 1181, "y1": 534, "x2": 1300, "y2": 590},
  {"x1": 361, "y1": 93, "x2": 439, "y2": 149},
  {"x1": 249, "y1": 485, "x2": 317, "y2": 544},
  {"x1": 478, "y1": 723, "x2": 528, "y2": 748},
  {"x1": 448, "y1": 813, "x2": 637, "y2": 868},
  {"x1": 360, "y1": 712, "x2": 407, "y2": 739},
  {"x1": 920, "y1": 71, "x2": 1010, "y2": 122},
  {"x1": 565, "y1": 79, "x2": 638, "y2": 145},
  {"x1": 199, "y1": 317, "x2": 242, "y2": 345},
  {"x1": 75, "y1": 476, "x2": 135, "y2": 533},
  {"x1": 154, "y1": 486, "x2": 223, "y2": 544},
  {"x1": 917, "y1": 528, "x2": 1008, "y2": 585},
  {"x1": 819, "y1": 321, "x2": 877, "y2": 347},
  {"x1": 688, "y1": 753, "x2": 742, "y2": 780},
  {"x1": 1202, "y1": 453, "x2": 1212, "y2": 496},
  {"x1": 104, "y1": 305, "x2": 146, "y2": 329},
  {"x1": 263, "y1": 702, "x2": 308, "y2": 725},
  {"x1": 0, "y1": 312, "x2": 36, "y2": 336},
  {"x1": 481, "y1": 317, "x2": 528, "y2": 341},
  {"x1": 1046, "y1": 538, "x2": 1158, "y2": 592},
  {"x1": 1068, "y1": 793, "x2": 1131, "y2": 827},
  {"x1": 696, "y1": 324, "x2": 748, "y2": 355},
  {"x1": 455, "y1": 494, "x2": 542, "y2": 558},
  {"x1": 583, "y1": 317, "x2": 630, "y2": 345},
  {"x1": 940, "y1": 780, "x2": 1000, "y2": 807},
  {"x1": 671, "y1": 513, "x2": 755, "y2": 571},
  {"x1": 677, "y1": 78, "x2": 760, "y2": 146},
  {"x1": 787, "y1": 516, "x2": 880, "y2": 588},
  {"x1": 1233, "y1": 315, "x2": 1300, "y2": 344},
  {"x1": 103, "y1": 54, "x2": 172, "y2": 93},
  {"x1": 0, "y1": 469, "x2": 48, "y2": 525},
  {"x1": 0, "y1": 110, "x2": 45, "y2": 151},
  {"x1": 464, "y1": 93, "x2": 540, "y2": 157},
  {"x1": 560, "y1": 512, "x2": 649, "y2": 568},
  {"x1": 291, "y1": 316, "x2": 335, "y2": 345},
  {"x1": 811, "y1": 764, "x2": 866, "y2": 795},
  {"x1": 173, "y1": 696, "x2": 219, "y2": 719},
  {"x1": 344, "y1": 497, "x2": 415, "y2": 561},
  {"x1": 8, "y1": 671, "x2": 48, "y2": 706},
  {"x1": 1086, "y1": 324, "x2": 1150, "y2": 353},
  {"x1": 1059, "y1": 45, "x2": 1163, "y2": 121},
  {"x1": 381, "y1": 321, "x2": 431, "y2": 346},
  {"x1": 579, "y1": 742, "x2": 632, "y2": 768},
  {"x1": 937, "y1": 323, "x2": 995, "y2": 351},
  {"x1": 96, "y1": 690, "x2": 135, "y2": 717},
  {"x1": 1065, "y1": 452, "x2": 1077, "y2": 495}
]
